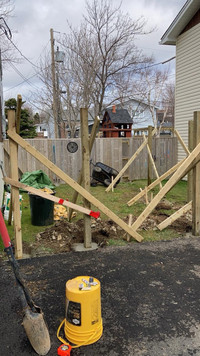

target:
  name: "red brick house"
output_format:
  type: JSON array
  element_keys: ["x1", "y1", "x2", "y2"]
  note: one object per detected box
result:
[{"x1": 101, "y1": 105, "x2": 133, "y2": 138}]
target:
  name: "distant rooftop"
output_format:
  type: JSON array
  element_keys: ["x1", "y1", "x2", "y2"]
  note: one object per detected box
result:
[{"x1": 105, "y1": 108, "x2": 133, "y2": 124}]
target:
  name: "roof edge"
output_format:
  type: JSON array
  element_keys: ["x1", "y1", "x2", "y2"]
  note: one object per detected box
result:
[{"x1": 160, "y1": 0, "x2": 200, "y2": 45}]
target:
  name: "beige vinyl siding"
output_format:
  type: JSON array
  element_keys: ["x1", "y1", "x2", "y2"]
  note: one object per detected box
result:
[{"x1": 175, "y1": 23, "x2": 200, "y2": 164}]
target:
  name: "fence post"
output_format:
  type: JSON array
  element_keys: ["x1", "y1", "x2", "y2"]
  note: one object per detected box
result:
[
  {"x1": 187, "y1": 120, "x2": 194, "y2": 202},
  {"x1": 8, "y1": 110, "x2": 22, "y2": 258},
  {"x1": 148, "y1": 126, "x2": 153, "y2": 185},
  {"x1": 192, "y1": 111, "x2": 200, "y2": 236},
  {"x1": 80, "y1": 108, "x2": 92, "y2": 248}
]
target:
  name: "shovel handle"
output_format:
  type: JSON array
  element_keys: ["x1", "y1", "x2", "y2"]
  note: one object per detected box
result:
[{"x1": 0, "y1": 209, "x2": 11, "y2": 248}]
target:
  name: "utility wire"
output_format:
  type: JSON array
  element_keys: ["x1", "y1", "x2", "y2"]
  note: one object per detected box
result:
[
  {"x1": 8, "y1": 62, "x2": 41, "y2": 90},
  {"x1": 9, "y1": 38, "x2": 41, "y2": 69},
  {"x1": 3, "y1": 73, "x2": 38, "y2": 92}
]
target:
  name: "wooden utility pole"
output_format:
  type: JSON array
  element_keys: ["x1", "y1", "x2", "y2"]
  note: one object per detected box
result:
[
  {"x1": 80, "y1": 108, "x2": 92, "y2": 248},
  {"x1": 192, "y1": 112, "x2": 200, "y2": 235},
  {"x1": 147, "y1": 125, "x2": 153, "y2": 185},
  {"x1": 8, "y1": 110, "x2": 22, "y2": 258},
  {"x1": 50, "y1": 28, "x2": 58, "y2": 138}
]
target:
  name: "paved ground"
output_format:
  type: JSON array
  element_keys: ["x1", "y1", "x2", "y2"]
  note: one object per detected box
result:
[{"x1": 1, "y1": 236, "x2": 200, "y2": 356}]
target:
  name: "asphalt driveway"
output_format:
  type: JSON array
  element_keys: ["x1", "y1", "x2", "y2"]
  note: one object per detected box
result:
[{"x1": 1, "y1": 236, "x2": 200, "y2": 356}]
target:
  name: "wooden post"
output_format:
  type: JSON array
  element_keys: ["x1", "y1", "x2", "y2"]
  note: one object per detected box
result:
[
  {"x1": 16, "y1": 94, "x2": 22, "y2": 135},
  {"x1": 68, "y1": 116, "x2": 100, "y2": 221},
  {"x1": 8, "y1": 110, "x2": 22, "y2": 258},
  {"x1": 80, "y1": 108, "x2": 92, "y2": 248},
  {"x1": 148, "y1": 126, "x2": 153, "y2": 185},
  {"x1": 192, "y1": 112, "x2": 200, "y2": 235},
  {"x1": 187, "y1": 120, "x2": 194, "y2": 202},
  {"x1": 143, "y1": 133, "x2": 162, "y2": 190},
  {"x1": 8, "y1": 95, "x2": 22, "y2": 225}
]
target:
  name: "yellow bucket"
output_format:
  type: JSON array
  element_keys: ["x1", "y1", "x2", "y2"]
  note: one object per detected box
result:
[{"x1": 64, "y1": 276, "x2": 103, "y2": 346}]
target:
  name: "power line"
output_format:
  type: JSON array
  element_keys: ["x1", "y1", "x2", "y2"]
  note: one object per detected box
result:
[
  {"x1": 9, "y1": 38, "x2": 41, "y2": 69},
  {"x1": 3, "y1": 73, "x2": 38, "y2": 92},
  {"x1": 8, "y1": 62, "x2": 41, "y2": 91}
]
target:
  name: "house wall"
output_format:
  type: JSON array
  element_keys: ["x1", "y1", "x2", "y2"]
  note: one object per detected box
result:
[
  {"x1": 175, "y1": 22, "x2": 200, "y2": 161},
  {"x1": 121, "y1": 100, "x2": 155, "y2": 130}
]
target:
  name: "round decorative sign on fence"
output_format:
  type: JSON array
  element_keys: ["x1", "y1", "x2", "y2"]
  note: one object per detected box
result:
[{"x1": 67, "y1": 141, "x2": 78, "y2": 153}]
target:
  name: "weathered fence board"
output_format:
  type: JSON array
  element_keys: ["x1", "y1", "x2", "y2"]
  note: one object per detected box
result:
[{"x1": 3, "y1": 137, "x2": 177, "y2": 183}]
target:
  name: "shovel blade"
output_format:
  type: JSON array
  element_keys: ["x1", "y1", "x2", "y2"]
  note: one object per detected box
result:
[{"x1": 23, "y1": 308, "x2": 51, "y2": 355}]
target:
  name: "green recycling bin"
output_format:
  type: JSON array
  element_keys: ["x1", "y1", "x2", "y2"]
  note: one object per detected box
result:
[{"x1": 29, "y1": 193, "x2": 54, "y2": 226}]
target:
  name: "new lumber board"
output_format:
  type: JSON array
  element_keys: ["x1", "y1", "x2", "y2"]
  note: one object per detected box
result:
[
  {"x1": 132, "y1": 142, "x2": 200, "y2": 231},
  {"x1": 105, "y1": 136, "x2": 148, "y2": 192},
  {"x1": 4, "y1": 177, "x2": 100, "y2": 218},
  {"x1": 127, "y1": 158, "x2": 186, "y2": 206},
  {"x1": 157, "y1": 201, "x2": 192, "y2": 231},
  {"x1": 8, "y1": 111, "x2": 22, "y2": 258}
]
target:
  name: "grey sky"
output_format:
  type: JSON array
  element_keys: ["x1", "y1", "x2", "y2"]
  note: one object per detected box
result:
[{"x1": 3, "y1": 0, "x2": 186, "y2": 107}]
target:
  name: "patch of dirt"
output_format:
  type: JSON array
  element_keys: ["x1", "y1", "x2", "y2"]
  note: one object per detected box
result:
[
  {"x1": 26, "y1": 218, "x2": 125, "y2": 256},
  {"x1": 24, "y1": 200, "x2": 192, "y2": 256}
]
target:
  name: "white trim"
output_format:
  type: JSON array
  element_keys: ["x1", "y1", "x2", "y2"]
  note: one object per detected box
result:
[{"x1": 160, "y1": 0, "x2": 200, "y2": 45}]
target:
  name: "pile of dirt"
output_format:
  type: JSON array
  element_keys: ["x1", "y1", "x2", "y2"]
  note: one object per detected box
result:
[
  {"x1": 26, "y1": 198, "x2": 192, "y2": 257},
  {"x1": 27, "y1": 218, "x2": 125, "y2": 256}
]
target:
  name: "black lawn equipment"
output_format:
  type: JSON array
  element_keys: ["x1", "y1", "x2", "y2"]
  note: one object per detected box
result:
[{"x1": 90, "y1": 160, "x2": 120, "y2": 187}]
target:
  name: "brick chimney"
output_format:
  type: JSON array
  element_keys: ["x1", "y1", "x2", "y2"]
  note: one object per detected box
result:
[{"x1": 112, "y1": 105, "x2": 116, "y2": 113}]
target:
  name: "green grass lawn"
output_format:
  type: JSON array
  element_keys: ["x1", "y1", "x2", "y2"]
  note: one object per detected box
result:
[{"x1": 0, "y1": 179, "x2": 188, "y2": 254}]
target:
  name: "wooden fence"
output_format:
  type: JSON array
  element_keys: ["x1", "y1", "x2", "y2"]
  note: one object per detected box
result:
[{"x1": 3, "y1": 136, "x2": 177, "y2": 183}]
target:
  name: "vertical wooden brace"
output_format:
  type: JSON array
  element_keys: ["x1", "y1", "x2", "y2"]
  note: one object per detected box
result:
[
  {"x1": 192, "y1": 112, "x2": 200, "y2": 235},
  {"x1": 80, "y1": 108, "x2": 92, "y2": 248},
  {"x1": 8, "y1": 110, "x2": 22, "y2": 258},
  {"x1": 187, "y1": 120, "x2": 193, "y2": 202}
]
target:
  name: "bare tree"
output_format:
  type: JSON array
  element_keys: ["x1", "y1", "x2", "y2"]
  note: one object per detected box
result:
[
  {"x1": 34, "y1": 0, "x2": 153, "y2": 137},
  {"x1": 59, "y1": 0, "x2": 152, "y2": 115},
  {"x1": 0, "y1": 0, "x2": 16, "y2": 66},
  {"x1": 137, "y1": 66, "x2": 169, "y2": 133},
  {"x1": 162, "y1": 81, "x2": 175, "y2": 123}
]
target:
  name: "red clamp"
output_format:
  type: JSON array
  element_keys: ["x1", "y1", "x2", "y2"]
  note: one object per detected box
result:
[
  {"x1": 57, "y1": 344, "x2": 72, "y2": 356},
  {"x1": 89, "y1": 211, "x2": 100, "y2": 219},
  {"x1": 58, "y1": 198, "x2": 68, "y2": 204}
]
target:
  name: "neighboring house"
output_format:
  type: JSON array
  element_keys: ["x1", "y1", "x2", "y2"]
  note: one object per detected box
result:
[
  {"x1": 35, "y1": 123, "x2": 48, "y2": 138},
  {"x1": 160, "y1": 0, "x2": 200, "y2": 161},
  {"x1": 101, "y1": 105, "x2": 133, "y2": 138},
  {"x1": 115, "y1": 99, "x2": 158, "y2": 135}
]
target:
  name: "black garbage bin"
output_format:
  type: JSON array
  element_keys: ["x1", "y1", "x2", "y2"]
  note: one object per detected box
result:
[{"x1": 29, "y1": 193, "x2": 54, "y2": 226}]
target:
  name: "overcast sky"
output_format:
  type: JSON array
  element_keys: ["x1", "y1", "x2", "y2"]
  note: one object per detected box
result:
[{"x1": 3, "y1": 0, "x2": 186, "y2": 109}]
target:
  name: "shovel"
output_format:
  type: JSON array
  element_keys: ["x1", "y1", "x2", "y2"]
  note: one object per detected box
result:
[{"x1": 0, "y1": 209, "x2": 51, "y2": 355}]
